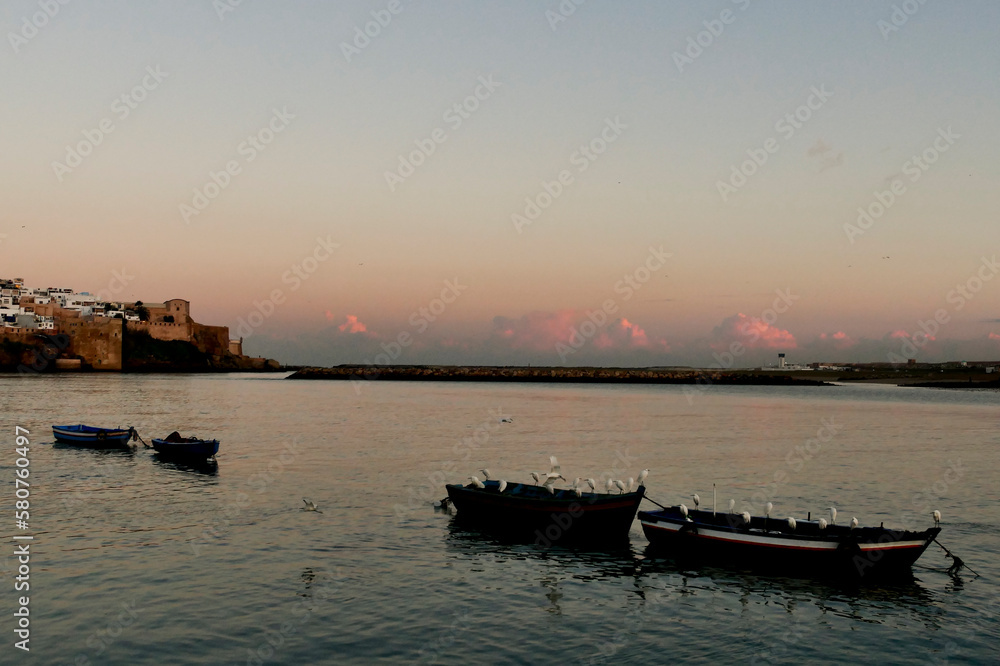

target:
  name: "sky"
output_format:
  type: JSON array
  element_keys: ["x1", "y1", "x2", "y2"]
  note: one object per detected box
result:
[{"x1": 2, "y1": 0, "x2": 999, "y2": 367}]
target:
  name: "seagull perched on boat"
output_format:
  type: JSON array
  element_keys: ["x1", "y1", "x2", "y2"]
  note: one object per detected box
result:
[
  {"x1": 787, "y1": 517, "x2": 797, "y2": 531},
  {"x1": 679, "y1": 503, "x2": 689, "y2": 519},
  {"x1": 637, "y1": 469, "x2": 649, "y2": 486},
  {"x1": 728, "y1": 499, "x2": 736, "y2": 514},
  {"x1": 469, "y1": 476, "x2": 486, "y2": 489},
  {"x1": 692, "y1": 493, "x2": 700, "y2": 510},
  {"x1": 850, "y1": 517, "x2": 859, "y2": 531},
  {"x1": 932, "y1": 510, "x2": 941, "y2": 527},
  {"x1": 498, "y1": 480, "x2": 508, "y2": 493},
  {"x1": 828, "y1": 507, "x2": 838, "y2": 526},
  {"x1": 302, "y1": 499, "x2": 322, "y2": 513},
  {"x1": 530, "y1": 472, "x2": 542, "y2": 485},
  {"x1": 478, "y1": 468, "x2": 492, "y2": 481},
  {"x1": 586, "y1": 478, "x2": 597, "y2": 494},
  {"x1": 818, "y1": 518, "x2": 828, "y2": 530},
  {"x1": 741, "y1": 511, "x2": 752, "y2": 528},
  {"x1": 606, "y1": 478, "x2": 615, "y2": 493},
  {"x1": 626, "y1": 477, "x2": 634, "y2": 493},
  {"x1": 614, "y1": 479, "x2": 626, "y2": 494}
]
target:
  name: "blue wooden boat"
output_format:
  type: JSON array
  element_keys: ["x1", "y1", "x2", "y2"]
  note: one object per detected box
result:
[
  {"x1": 151, "y1": 431, "x2": 219, "y2": 461},
  {"x1": 639, "y1": 506, "x2": 941, "y2": 579},
  {"x1": 445, "y1": 480, "x2": 645, "y2": 544},
  {"x1": 52, "y1": 424, "x2": 136, "y2": 448}
]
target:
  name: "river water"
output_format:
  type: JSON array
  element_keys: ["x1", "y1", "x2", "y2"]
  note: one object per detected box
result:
[{"x1": 0, "y1": 374, "x2": 997, "y2": 664}]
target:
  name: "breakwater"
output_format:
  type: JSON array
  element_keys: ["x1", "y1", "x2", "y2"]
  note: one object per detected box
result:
[{"x1": 287, "y1": 365, "x2": 833, "y2": 385}]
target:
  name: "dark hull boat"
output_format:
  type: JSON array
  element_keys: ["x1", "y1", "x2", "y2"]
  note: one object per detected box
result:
[
  {"x1": 639, "y1": 507, "x2": 940, "y2": 579},
  {"x1": 151, "y1": 432, "x2": 219, "y2": 461},
  {"x1": 445, "y1": 480, "x2": 644, "y2": 544},
  {"x1": 52, "y1": 424, "x2": 135, "y2": 448}
]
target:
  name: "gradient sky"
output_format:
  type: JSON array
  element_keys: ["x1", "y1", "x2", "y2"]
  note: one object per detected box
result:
[{"x1": 2, "y1": 1, "x2": 999, "y2": 366}]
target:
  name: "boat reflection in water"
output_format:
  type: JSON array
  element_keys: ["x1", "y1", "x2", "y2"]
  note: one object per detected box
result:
[{"x1": 150, "y1": 454, "x2": 219, "y2": 476}]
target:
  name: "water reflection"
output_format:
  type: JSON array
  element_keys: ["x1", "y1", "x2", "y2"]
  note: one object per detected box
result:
[{"x1": 150, "y1": 454, "x2": 219, "y2": 476}]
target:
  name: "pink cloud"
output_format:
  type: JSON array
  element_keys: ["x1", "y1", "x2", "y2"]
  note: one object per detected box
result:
[
  {"x1": 990, "y1": 332, "x2": 1000, "y2": 340},
  {"x1": 819, "y1": 330, "x2": 855, "y2": 350},
  {"x1": 710, "y1": 313, "x2": 796, "y2": 350},
  {"x1": 594, "y1": 318, "x2": 652, "y2": 349},
  {"x1": 325, "y1": 310, "x2": 335, "y2": 321},
  {"x1": 889, "y1": 330, "x2": 910, "y2": 339},
  {"x1": 338, "y1": 314, "x2": 368, "y2": 334},
  {"x1": 490, "y1": 311, "x2": 664, "y2": 353}
]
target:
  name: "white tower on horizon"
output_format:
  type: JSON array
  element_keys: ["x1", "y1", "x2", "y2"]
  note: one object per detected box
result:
[{"x1": 778, "y1": 352, "x2": 786, "y2": 368}]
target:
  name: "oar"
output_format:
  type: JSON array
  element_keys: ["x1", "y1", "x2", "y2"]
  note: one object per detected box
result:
[
  {"x1": 932, "y1": 537, "x2": 980, "y2": 577},
  {"x1": 642, "y1": 496, "x2": 672, "y2": 510}
]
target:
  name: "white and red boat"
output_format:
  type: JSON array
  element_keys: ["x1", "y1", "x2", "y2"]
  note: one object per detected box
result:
[{"x1": 639, "y1": 506, "x2": 940, "y2": 579}]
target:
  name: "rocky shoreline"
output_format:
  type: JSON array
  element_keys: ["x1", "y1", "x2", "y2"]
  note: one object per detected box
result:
[{"x1": 287, "y1": 365, "x2": 834, "y2": 385}]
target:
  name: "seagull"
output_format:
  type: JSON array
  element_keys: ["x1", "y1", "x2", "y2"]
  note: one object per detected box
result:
[
  {"x1": 679, "y1": 503, "x2": 689, "y2": 519},
  {"x1": 741, "y1": 511, "x2": 752, "y2": 528},
  {"x1": 469, "y1": 476, "x2": 485, "y2": 489},
  {"x1": 614, "y1": 479, "x2": 626, "y2": 494},
  {"x1": 498, "y1": 480, "x2": 508, "y2": 493},
  {"x1": 547, "y1": 484, "x2": 556, "y2": 495},
  {"x1": 637, "y1": 469, "x2": 648, "y2": 486},
  {"x1": 828, "y1": 507, "x2": 837, "y2": 525},
  {"x1": 787, "y1": 517, "x2": 797, "y2": 531},
  {"x1": 586, "y1": 478, "x2": 597, "y2": 494},
  {"x1": 573, "y1": 477, "x2": 582, "y2": 489},
  {"x1": 692, "y1": 493, "x2": 700, "y2": 510},
  {"x1": 818, "y1": 518, "x2": 828, "y2": 530},
  {"x1": 573, "y1": 485, "x2": 582, "y2": 498},
  {"x1": 549, "y1": 456, "x2": 561, "y2": 474},
  {"x1": 850, "y1": 517, "x2": 859, "y2": 530},
  {"x1": 728, "y1": 499, "x2": 736, "y2": 514},
  {"x1": 605, "y1": 478, "x2": 614, "y2": 493},
  {"x1": 626, "y1": 477, "x2": 634, "y2": 493},
  {"x1": 530, "y1": 472, "x2": 541, "y2": 485},
  {"x1": 932, "y1": 510, "x2": 941, "y2": 527},
  {"x1": 545, "y1": 472, "x2": 566, "y2": 485},
  {"x1": 478, "y1": 468, "x2": 492, "y2": 481},
  {"x1": 765, "y1": 502, "x2": 773, "y2": 519},
  {"x1": 499, "y1": 415, "x2": 513, "y2": 423},
  {"x1": 302, "y1": 499, "x2": 322, "y2": 513}
]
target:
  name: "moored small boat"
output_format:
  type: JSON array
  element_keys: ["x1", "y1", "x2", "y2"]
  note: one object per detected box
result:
[
  {"x1": 445, "y1": 480, "x2": 645, "y2": 545},
  {"x1": 151, "y1": 431, "x2": 220, "y2": 461},
  {"x1": 639, "y1": 506, "x2": 940, "y2": 579},
  {"x1": 52, "y1": 424, "x2": 136, "y2": 448}
]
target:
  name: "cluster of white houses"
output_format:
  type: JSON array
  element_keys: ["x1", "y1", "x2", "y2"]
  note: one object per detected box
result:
[{"x1": 1, "y1": 277, "x2": 145, "y2": 330}]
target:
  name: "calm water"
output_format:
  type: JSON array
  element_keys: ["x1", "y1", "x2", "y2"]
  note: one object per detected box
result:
[{"x1": 0, "y1": 375, "x2": 998, "y2": 664}]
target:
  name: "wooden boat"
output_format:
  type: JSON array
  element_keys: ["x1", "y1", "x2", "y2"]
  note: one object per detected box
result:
[
  {"x1": 52, "y1": 424, "x2": 136, "y2": 448},
  {"x1": 151, "y1": 431, "x2": 219, "y2": 461},
  {"x1": 639, "y1": 506, "x2": 941, "y2": 579},
  {"x1": 445, "y1": 480, "x2": 645, "y2": 544}
]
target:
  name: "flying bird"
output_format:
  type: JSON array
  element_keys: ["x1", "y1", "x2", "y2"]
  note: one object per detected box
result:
[
  {"x1": 637, "y1": 469, "x2": 648, "y2": 486},
  {"x1": 498, "y1": 480, "x2": 508, "y2": 493},
  {"x1": 545, "y1": 472, "x2": 566, "y2": 485},
  {"x1": 302, "y1": 499, "x2": 321, "y2": 513},
  {"x1": 549, "y1": 456, "x2": 560, "y2": 473},
  {"x1": 547, "y1": 484, "x2": 556, "y2": 495},
  {"x1": 469, "y1": 476, "x2": 485, "y2": 489},
  {"x1": 932, "y1": 510, "x2": 941, "y2": 527},
  {"x1": 478, "y1": 468, "x2": 491, "y2": 481},
  {"x1": 828, "y1": 507, "x2": 838, "y2": 525}
]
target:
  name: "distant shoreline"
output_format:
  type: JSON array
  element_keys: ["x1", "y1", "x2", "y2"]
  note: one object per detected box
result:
[{"x1": 286, "y1": 365, "x2": 834, "y2": 386}]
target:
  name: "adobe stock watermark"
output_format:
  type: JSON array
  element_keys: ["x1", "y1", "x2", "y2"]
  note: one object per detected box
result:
[
  {"x1": 556, "y1": 245, "x2": 672, "y2": 362},
  {"x1": 349, "y1": 278, "x2": 469, "y2": 393},
  {"x1": 511, "y1": 117, "x2": 627, "y2": 234},
  {"x1": 8, "y1": 0, "x2": 72, "y2": 54},
  {"x1": 844, "y1": 126, "x2": 959, "y2": 244},
  {"x1": 213, "y1": 0, "x2": 246, "y2": 21},
  {"x1": 385, "y1": 75, "x2": 502, "y2": 192},
  {"x1": 52, "y1": 65, "x2": 169, "y2": 182},
  {"x1": 545, "y1": 0, "x2": 587, "y2": 31},
  {"x1": 179, "y1": 107, "x2": 294, "y2": 223},
  {"x1": 673, "y1": 0, "x2": 752, "y2": 73},
  {"x1": 716, "y1": 84, "x2": 833, "y2": 202},
  {"x1": 877, "y1": 0, "x2": 931, "y2": 41},
  {"x1": 233, "y1": 236, "x2": 340, "y2": 340},
  {"x1": 93, "y1": 268, "x2": 136, "y2": 303},
  {"x1": 886, "y1": 254, "x2": 997, "y2": 363},
  {"x1": 340, "y1": 0, "x2": 414, "y2": 62}
]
